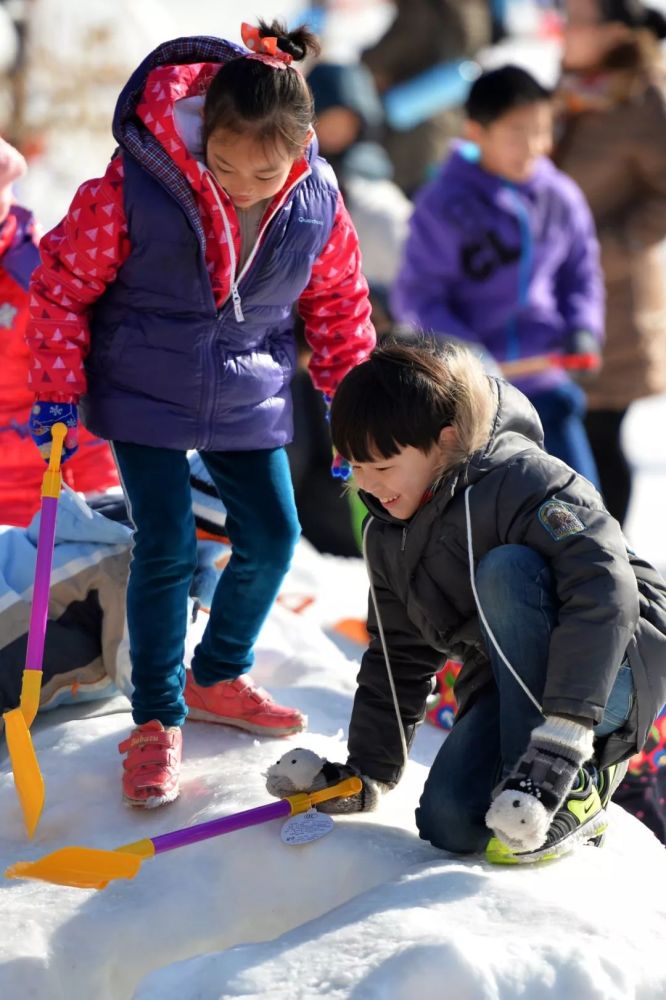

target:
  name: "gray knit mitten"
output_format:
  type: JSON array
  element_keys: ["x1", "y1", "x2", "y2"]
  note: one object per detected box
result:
[
  {"x1": 313, "y1": 762, "x2": 388, "y2": 814},
  {"x1": 485, "y1": 716, "x2": 594, "y2": 852},
  {"x1": 264, "y1": 748, "x2": 388, "y2": 814}
]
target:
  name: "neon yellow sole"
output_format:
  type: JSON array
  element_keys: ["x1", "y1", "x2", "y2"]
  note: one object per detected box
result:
[{"x1": 486, "y1": 811, "x2": 608, "y2": 865}]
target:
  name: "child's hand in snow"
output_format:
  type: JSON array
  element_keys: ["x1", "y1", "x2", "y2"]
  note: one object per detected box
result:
[{"x1": 264, "y1": 748, "x2": 388, "y2": 813}]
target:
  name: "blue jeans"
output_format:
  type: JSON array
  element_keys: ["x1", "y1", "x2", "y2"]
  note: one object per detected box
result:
[
  {"x1": 530, "y1": 381, "x2": 600, "y2": 489},
  {"x1": 113, "y1": 442, "x2": 300, "y2": 727},
  {"x1": 416, "y1": 545, "x2": 634, "y2": 853}
]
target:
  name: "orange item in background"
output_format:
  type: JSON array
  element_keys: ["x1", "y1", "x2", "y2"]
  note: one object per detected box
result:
[{"x1": 333, "y1": 617, "x2": 371, "y2": 645}]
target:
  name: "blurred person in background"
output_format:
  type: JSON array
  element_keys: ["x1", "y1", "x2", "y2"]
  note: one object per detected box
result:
[
  {"x1": 307, "y1": 60, "x2": 412, "y2": 322},
  {"x1": 613, "y1": 703, "x2": 666, "y2": 844},
  {"x1": 285, "y1": 60, "x2": 413, "y2": 558},
  {"x1": 286, "y1": 314, "x2": 360, "y2": 557},
  {"x1": 361, "y1": 0, "x2": 492, "y2": 195},
  {"x1": 0, "y1": 135, "x2": 118, "y2": 526},
  {"x1": 391, "y1": 65, "x2": 604, "y2": 484},
  {"x1": 554, "y1": 0, "x2": 666, "y2": 525}
]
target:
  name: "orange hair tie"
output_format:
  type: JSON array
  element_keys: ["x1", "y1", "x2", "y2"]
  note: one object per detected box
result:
[{"x1": 240, "y1": 22, "x2": 293, "y2": 66}]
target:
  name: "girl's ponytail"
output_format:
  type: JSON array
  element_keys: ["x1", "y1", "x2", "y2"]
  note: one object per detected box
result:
[
  {"x1": 256, "y1": 19, "x2": 321, "y2": 63},
  {"x1": 202, "y1": 21, "x2": 320, "y2": 157}
]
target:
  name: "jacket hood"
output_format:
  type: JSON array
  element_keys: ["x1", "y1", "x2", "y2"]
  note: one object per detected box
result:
[
  {"x1": 439, "y1": 144, "x2": 559, "y2": 197},
  {"x1": 110, "y1": 36, "x2": 319, "y2": 246},
  {"x1": 112, "y1": 36, "x2": 243, "y2": 154},
  {"x1": 474, "y1": 377, "x2": 545, "y2": 468},
  {"x1": 114, "y1": 35, "x2": 321, "y2": 169},
  {"x1": 359, "y1": 378, "x2": 545, "y2": 523}
]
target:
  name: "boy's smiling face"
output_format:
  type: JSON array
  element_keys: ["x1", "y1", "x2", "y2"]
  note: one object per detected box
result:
[{"x1": 350, "y1": 432, "x2": 454, "y2": 520}]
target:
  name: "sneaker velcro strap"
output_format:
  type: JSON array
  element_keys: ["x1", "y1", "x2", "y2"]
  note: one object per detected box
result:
[
  {"x1": 122, "y1": 746, "x2": 179, "y2": 770},
  {"x1": 234, "y1": 678, "x2": 272, "y2": 705},
  {"x1": 118, "y1": 731, "x2": 178, "y2": 755},
  {"x1": 504, "y1": 746, "x2": 574, "y2": 813},
  {"x1": 248, "y1": 687, "x2": 268, "y2": 704}
]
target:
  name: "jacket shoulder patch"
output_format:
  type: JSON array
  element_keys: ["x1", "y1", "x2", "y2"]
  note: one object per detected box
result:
[{"x1": 538, "y1": 500, "x2": 586, "y2": 541}]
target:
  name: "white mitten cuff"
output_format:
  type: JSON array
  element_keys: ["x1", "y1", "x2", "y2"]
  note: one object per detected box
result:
[{"x1": 530, "y1": 715, "x2": 594, "y2": 763}]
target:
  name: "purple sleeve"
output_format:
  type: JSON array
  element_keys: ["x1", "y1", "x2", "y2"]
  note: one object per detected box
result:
[
  {"x1": 555, "y1": 183, "x2": 605, "y2": 342},
  {"x1": 390, "y1": 187, "x2": 477, "y2": 342}
]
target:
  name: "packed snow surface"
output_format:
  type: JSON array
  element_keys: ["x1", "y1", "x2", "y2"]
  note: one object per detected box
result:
[{"x1": 1, "y1": 542, "x2": 665, "y2": 1000}]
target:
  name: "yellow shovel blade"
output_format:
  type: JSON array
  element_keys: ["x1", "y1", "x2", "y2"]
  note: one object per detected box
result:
[
  {"x1": 4, "y1": 706, "x2": 45, "y2": 839},
  {"x1": 5, "y1": 846, "x2": 144, "y2": 890},
  {"x1": 19, "y1": 668, "x2": 43, "y2": 729}
]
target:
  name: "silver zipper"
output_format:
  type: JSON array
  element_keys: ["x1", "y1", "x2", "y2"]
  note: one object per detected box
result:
[
  {"x1": 230, "y1": 284, "x2": 243, "y2": 323},
  {"x1": 202, "y1": 163, "x2": 312, "y2": 324}
]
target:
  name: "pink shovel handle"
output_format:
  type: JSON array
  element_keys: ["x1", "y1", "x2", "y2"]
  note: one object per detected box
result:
[{"x1": 24, "y1": 495, "x2": 59, "y2": 672}]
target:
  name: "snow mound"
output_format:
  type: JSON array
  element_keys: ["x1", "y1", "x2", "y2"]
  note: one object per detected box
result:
[
  {"x1": 136, "y1": 805, "x2": 666, "y2": 1000},
  {"x1": 2, "y1": 473, "x2": 665, "y2": 1000}
]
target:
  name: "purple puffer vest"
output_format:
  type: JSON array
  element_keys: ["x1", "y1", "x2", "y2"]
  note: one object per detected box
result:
[{"x1": 80, "y1": 37, "x2": 338, "y2": 452}]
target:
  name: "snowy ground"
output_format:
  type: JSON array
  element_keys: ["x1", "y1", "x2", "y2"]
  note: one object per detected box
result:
[{"x1": 1, "y1": 527, "x2": 666, "y2": 1000}]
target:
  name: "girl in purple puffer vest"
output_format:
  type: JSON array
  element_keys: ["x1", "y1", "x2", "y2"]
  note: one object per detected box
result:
[{"x1": 25, "y1": 21, "x2": 375, "y2": 808}]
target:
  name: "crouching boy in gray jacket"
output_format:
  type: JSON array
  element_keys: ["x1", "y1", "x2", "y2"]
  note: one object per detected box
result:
[{"x1": 273, "y1": 339, "x2": 666, "y2": 863}]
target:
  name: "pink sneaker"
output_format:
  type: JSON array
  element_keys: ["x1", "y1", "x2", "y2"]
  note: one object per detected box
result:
[
  {"x1": 184, "y1": 673, "x2": 307, "y2": 737},
  {"x1": 118, "y1": 720, "x2": 182, "y2": 808}
]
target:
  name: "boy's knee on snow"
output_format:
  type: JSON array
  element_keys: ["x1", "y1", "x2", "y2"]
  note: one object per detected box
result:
[{"x1": 415, "y1": 784, "x2": 488, "y2": 854}]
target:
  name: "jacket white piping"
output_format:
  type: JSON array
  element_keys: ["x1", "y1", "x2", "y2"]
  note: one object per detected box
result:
[
  {"x1": 361, "y1": 486, "x2": 544, "y2": 776},
  {"x1": 362, "y1": 516, "x2": 409, "y2": 768},
  {"x1": 463, "y1": 484, "x2": 543, "y2": 714}
]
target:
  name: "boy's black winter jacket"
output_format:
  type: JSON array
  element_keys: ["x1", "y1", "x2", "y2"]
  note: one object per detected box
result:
[{"x1": 348, "y1": 378, "x2": 666, "y2": 786}]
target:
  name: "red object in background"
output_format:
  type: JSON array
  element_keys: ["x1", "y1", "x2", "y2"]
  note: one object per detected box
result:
[
  {"x1": 0, "y1": 215, "x2": 118, "y2": 526},
  {"x1": 426, "y1": 659, "x2": 462, "y2": 732},
  {"x1": 538, "y1": 10, "x2": 564, "y2": 41},
  {"x1": 628, "y1": 708, "x2": 666, "y2": 776},
  {"x1": 500, "y1": 352, "x2": 601, "y2": 380}
]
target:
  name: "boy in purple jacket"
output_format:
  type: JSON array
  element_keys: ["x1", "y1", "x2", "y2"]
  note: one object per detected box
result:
[{"x1": 391, "y1": 65, "x2": 603, "y2": 485}]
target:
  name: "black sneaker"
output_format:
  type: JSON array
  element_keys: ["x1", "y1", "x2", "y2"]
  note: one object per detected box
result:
[
  {"x1": 486, "y1": 769, "x2": 607, "y2": 865},
  {"x1": 596, "y1": 760, "x2": 630, "y2": 809}
]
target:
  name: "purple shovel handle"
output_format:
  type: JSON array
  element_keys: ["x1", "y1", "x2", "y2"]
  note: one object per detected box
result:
[
  {"x1": 150, "y1": 799, "x2": 292, "y2": 854},
  {"x1": 24, "y1": 495, "x2": 59, "y2": 672}
]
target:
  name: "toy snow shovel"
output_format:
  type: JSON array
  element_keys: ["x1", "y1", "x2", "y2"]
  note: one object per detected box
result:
[
  {"x1": 500, "y1": 352, "x2": 600, "y2": 380},
  {"x1": 5, "y1": 776, "x2": 363, "y2": 890},
  {"x1": 4, "y1": 421, "x2": 67, "y2": 838}
]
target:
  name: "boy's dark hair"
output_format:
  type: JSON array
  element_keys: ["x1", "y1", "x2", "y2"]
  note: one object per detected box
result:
[
  {"x1": 330, "y1": 338, "x2": 494, "y2": 465},
  {"x1": 464, "y1": 65, "x2": 552, "y2": 126},
  {"x1": 203, "y1": 20, "x2": 320, "y2": 157}
]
